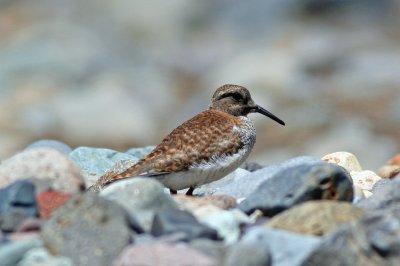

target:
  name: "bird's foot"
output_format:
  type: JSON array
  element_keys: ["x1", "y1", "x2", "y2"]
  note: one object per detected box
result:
[{"x1": 185, "y1": 187, "x2": 194, "y2": 196}]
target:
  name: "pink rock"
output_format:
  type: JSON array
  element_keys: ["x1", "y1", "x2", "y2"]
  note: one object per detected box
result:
[
  {"x1": 36, "y1": 191, "x2": 72, "y2": 219},
  {"x1": 114, "y1": 243, "x2": 216, "y2": 266}
]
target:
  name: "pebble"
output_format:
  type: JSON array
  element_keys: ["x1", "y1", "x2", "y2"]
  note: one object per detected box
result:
[
  {"x1": 36, "y1": 191, "x2": 71, "y2": 219},
  {"x1": 151, "y1": 209, "x2": 219, "y2": 241},
  {"x1": 195, "y1": 156, "x2": 323, "y2": 199},
  {"x1": 41, "y1": 193, "x2": 132, "y2": 266},
  {"x1": 266, "y1": 200, "x2": 364, "y2": 236},
  {"x1": 350, "y1": 170, "x2": 382, "y2": 198},
  {"x1": 322, "y1": 151, "x2": 362, "y2": 172},
  {"x1": 114, "y1": 242, "x2": 216, "y2": 266},
  {"x1": 0, "y1": 237, "x2": 42, "y2": 266},
  {"x1": 239, "y1": 163, "x2": 353, "y2": 216},
  {"x1": 17, "y1": 247, "x2": 73, "y2": 266},
  {"x1": 24, "y1": 140, "x2": 72, "y2": 155},
  {"x1": 378, "y1": 154, "x2": 400, "y2": 179},
  {"x1": 0, "y1": 148, "x2": 85, "y2": 194},
  {"x1": 0, "y1": 180, "x2": 38, "y2": 232},
  {"x1": 69, "y1": 146, "x2": 139, "y2": 187},
  {"x1": 240, "y1": 227, "x2": 321, "y2": 266},
  {"x1": 173, "y1": 194, "x2": 237, "y2": 211},
  {"x1": 303, "y1": 207, "x2": 400, "y2": 265},
  {"x1": 100, "y1": 178, "x2": 179, "y2": 231}
]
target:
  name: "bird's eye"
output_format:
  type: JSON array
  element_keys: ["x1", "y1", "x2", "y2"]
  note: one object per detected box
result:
[{"x1": 231, "y1": 92, "x2": 243, "y2": 102}]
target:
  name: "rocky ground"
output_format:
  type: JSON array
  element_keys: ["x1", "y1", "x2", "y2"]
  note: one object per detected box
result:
[{"x1": 1, "y1": 139, "x2": 400, "y2": 266}]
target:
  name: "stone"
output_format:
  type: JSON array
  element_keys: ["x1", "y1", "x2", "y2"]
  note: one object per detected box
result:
[
  {"x1": 241, "y1": 162, "x2": 265, "y2": 172},
  {"x1": 240, "y1": 227, "x2": 321, "y2": 266},
  {"x1": 0, "y1": 148, "x2": 85, "y2": 194},
  {"x1": 100, "y1": 178, "x2": 178, "y2": 231},
  {"x1": 151, "y1": 209, "x2": 219, "y2": 241},
  {"x1": 266, "y1": 201, "x2": 364, "y2": 236},
  {"x1": 69, "y1": 146, "x2": 139, "y2": 187},
  {"x1": 17, "y1": 247, "x2": 73, "y2": 266},
  {"x1": 0, "y1": 180, "x2": 38, "y2": 232},
  {"x1": 125, "y1": 146, "x2": 155, "y2": 159},
  {"x1": 322, "y1": 151, "x2": 362, "y2": 172},
  {"x1": 195, "y1": 156, "x2": 323, "y2": 199},
  {"x1": 201, "y1": 209, "x2": 250, "y2": 244},
  {"x1": 114, "y1": 242, "x2": 216, "y2": 266},
  {"x1": 224, "y1": 241, "x2": 272, "y2": 266},
  {"x1": 357, "y1": 178, "x2": 400, "y2": 210},
  {"x1": 173, "y1": 195, "x2": 237, "y2": 211},
  {"x1": 41, "y1": 193, "x2": 132, "y2": 266},
  {"x1": 0, "y1": 237, "x2": 42, "y2": 266},
  {"x1": 239, "y1": 163, "x2": 353, "y2": 216},
  {"x1": 189, "y1": 239, "x2": 228, "y2": 265},
  {"x1": 378, "y1": 154, "x2": 400, "y2": 179},
  {"x1": 36, "y1": 191, "x2": 71, "y2": 219},
  {"x1": 302, "y1": 207, "x2": 400, "y2": 266},
  {"x1": 350, "y1": 170, "x2": 382, "y2": 197},
  {"x1": 24, "y1": 140, "x2": 72, "y2": 155}
]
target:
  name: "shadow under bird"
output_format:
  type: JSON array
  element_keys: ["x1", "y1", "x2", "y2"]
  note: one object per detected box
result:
[{"x1": 89, "y1": 84, "x2": 285, "y2": 195}]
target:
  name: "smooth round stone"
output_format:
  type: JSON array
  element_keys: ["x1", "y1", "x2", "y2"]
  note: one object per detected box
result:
[
  {"x1": 114, "y1": 243, "x2": 216, "y2": 266},
  {"x1": 41, "y1": 193, "x2": 132, "y2": 266},
  {"x1": 69, "y1": 146, "x2": 139, "y2": 187},
  {"x1": 239, "y1": 163, "x2": 353, "y2": 216},
  {"x1": 351, "y1": 170, "x2": 382, "y2": 192},
  {"x1": 100, "y1": 178, "x2": 178, "y2": 231},
  {"x1": 0, "y1": 148, "x2": 84, "y2": 194},
  {"x1": 322, "y1": 151, "x2": 362, "y2": 172},
  {"x1": 17, "y1": 247, "x2": 73, "y2": 266},
  {"x1": 24, "y1": 140, "x2": 72, "y2": 155},
  {"x1": 266, "y1": 201, "x2": 364, "y2": 236}
]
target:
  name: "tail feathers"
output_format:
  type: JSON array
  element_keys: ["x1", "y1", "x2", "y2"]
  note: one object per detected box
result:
[{"x1": 87, "y1": 160, "x2": 139, "y2": 192}]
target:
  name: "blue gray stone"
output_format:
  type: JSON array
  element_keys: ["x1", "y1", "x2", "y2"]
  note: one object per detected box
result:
[
  {"x1": 241, "y1": 227, "x2": 321, "y2": 266},
  {"x1": 41, "y1": 192, "x2": 132, "y2": 266},
  {"x1": 239, "y1": 162, "x2": 353, "y2": 216},
  {"x1": 24, "y1": 140, "x2": 72, "y2": 155},
  {"x1": 357, "y1": 178, "x2": 400, "y2": 210},
  {"x1": 17, "y1": 247, "x2": 73, "y2": 266},
  {"x1": 100, "y1": 177, "x2": 178, "y2": 231},
  {"x1": 125, "y1": 146, "x2": 155, "y2": 159},
  {"x1": 0, "y1": 237, "x2": 42, "y2": 266},
  {"x1": 69, "y1": 146, "x2": 138, "y2": 186},
  {"x1": 195, "y1": 156, "x2": 322, "y2": 199},
  {"x1": 0, "y1": 180, "x2": 38, "y2": 232},
  {"x1": 224, "y1": 241, "x2": 272, "y2": 266},
  {"x1": 151, "y1": 209, "x2": 219, "y2": 241}
]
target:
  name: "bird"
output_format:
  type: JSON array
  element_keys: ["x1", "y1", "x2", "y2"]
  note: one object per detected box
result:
[{"x1": 88, "y1": 84, "x2": 285, "y2": 195}]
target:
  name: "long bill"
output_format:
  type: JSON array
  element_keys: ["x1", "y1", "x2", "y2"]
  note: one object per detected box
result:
[{"x1": 254, "y1": 105, "x2": 285, "y2": 126}]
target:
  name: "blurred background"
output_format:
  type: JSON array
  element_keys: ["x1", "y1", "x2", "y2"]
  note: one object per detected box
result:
[{"x1": 0, "y1": 0, "x2": 399, "y2": 170}]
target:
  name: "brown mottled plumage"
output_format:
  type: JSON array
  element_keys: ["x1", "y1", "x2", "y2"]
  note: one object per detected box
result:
[{"x1": 88, "y1": 84, "x2": 285, "y2": 194}]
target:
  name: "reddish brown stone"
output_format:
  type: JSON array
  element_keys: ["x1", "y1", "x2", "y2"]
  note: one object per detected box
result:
[
  {"x1": 378, "y1": 154, "x2": 400, "y2": 179},
  {"x1": 36, "y1": 191, "x2": 71, "y2": 219}
]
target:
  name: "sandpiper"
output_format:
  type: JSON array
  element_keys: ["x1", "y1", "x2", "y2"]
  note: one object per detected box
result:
[{"x1": 89, "y1": 84, "x2": 285, "y2": 195}]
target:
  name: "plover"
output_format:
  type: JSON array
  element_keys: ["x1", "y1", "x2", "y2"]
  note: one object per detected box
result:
[{"x1": 89, "y1": 84, "x2": 285, "y2": 195}]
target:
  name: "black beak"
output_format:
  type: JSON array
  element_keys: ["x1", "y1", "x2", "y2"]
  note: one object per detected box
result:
[{"x1": 253, "y1": 105, "x2": 285, "y2": 126}]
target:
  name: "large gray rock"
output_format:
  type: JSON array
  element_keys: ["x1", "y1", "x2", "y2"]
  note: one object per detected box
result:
[
  {"x1": 239, "y1": 163, "x2": 353, "y2": 216},
  {"x1": 241, "y1": 227, "x2": 321, "y2": 266},
  {"x1": 302, "y1": 207, "x2": 400, "y2": 266},
  {"x1": 41, "y1": 193, "x2": 132, "y2": 266},
  {"x1": 195, "y1": 156, "x2": 322, "y2": 199},
  {"x1": 100, "y1": 178, "x2": 178, "y2": 231}
]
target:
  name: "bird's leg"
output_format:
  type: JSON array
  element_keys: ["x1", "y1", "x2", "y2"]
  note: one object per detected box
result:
[
  {"x1": 170, "y1": 189, "x2": 177, "y2": 194},
  {"x1": 186, "y1": 187, "x2": 194, "y2": 196}
]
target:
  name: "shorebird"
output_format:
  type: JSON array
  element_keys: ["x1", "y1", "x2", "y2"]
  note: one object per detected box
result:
[{"x1": 89, "y1": 84, "x2": 285, "y2": 195}]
